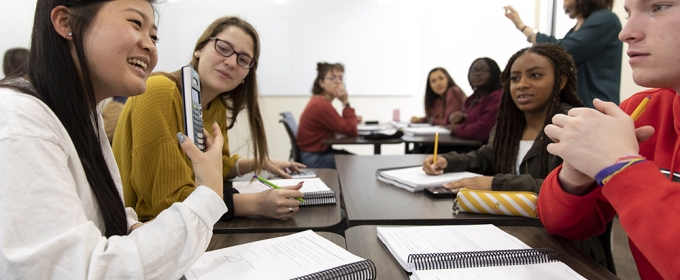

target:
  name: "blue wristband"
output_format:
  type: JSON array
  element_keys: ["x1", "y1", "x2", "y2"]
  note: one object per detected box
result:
[
  {"x1": 594, "y1": 160, "x2": 646, "y2": 186},
  {"x1": 594, "y1": 162, "x2": 628, "y2": 186}
]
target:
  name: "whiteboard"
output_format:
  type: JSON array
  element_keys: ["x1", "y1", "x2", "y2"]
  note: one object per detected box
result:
[
  {"x1": 0, "y1": 1, "x2": 542, "y2": 94},
  {"x1": 154, "y1": 0, "x2": 544, "y2": 96}
]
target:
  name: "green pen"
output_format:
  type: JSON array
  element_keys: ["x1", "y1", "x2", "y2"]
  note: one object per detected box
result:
[{"x1": 254, "y1": 174, "x2": 305, "y2": 202}]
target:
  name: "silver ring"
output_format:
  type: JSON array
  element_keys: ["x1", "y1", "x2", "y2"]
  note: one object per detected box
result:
[{"x1": 288, "y1": 207, "x2": 293, "y2": 213}]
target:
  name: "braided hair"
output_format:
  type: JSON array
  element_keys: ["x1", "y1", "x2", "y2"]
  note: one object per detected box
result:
[{"x1": 493, "y1": 44, "x2": 583, "y2": 177}]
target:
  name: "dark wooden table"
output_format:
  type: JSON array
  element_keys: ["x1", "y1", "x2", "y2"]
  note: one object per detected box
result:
[
  {"x1": 207, "y1": 231, "x2": 345, "y2": 251},
  {"x1": 401, "y1": 134, "x2": 482, "y2": 153},
  {"x1": 322, "y1": 136, "x2": 403, "y2": 154},
  {"x1": 336, "y1": 154, "x2": 543, "y2": 227},
  {"x1": 212, "y1": 168, "x2": 343, "y2": 234},
  {"x1": 345, "y1": 225, "x2": 618, "y2": 280}
]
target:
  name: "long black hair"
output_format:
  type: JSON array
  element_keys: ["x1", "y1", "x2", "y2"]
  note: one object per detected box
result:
[
  {"x1": 423, "y1": 67, "x2": 458, "y2": 119},
  {"x1": 0, "y1": 0, "x2": 155, "y2": 237},
  {"x1": 493, "y1": 44, "x2": 583, "y2": 177}
]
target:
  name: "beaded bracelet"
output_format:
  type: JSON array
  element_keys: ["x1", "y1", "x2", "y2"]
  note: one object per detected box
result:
[{"x1": 594, "y1": 157, "x2": 646, "y2": 186}]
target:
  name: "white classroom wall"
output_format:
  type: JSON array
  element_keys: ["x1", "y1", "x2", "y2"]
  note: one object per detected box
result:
[{"x1": 0, "y1": 0, "x2": 645, "y2": 160}]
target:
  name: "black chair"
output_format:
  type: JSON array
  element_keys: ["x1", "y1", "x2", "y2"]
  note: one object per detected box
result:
[
  {"x1": 599, "y1": 220, "x2": 616, "y2": 274},
  {"x1": 279, "y1": 112, "x2": 302, "y2": 163}
]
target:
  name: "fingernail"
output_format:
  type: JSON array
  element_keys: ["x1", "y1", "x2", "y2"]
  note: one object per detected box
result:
[
  {"x1": 214, "y1": 120, "x2": 217, "y2": 124},
  {"x1": 176, "y1": 132, "x2": 186, "y2": 143}
]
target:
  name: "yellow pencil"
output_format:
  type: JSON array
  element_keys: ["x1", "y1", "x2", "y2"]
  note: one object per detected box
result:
[
  {"x1": 630, "y1": 96, "x2": 651, "y2": 121},
  {"x1": 433, "y1": 131, "x2": 439, "y2": 164}
]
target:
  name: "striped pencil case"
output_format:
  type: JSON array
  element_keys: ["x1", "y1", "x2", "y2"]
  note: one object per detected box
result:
[{"x1": 453, "y1": 189, "x2": 537, "y2": 218}]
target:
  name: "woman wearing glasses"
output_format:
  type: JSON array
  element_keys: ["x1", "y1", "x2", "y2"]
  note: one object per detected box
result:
[
  {"x1": 297, "y1": 62, "x2": 360, "y2": 169},
  {"x1": 448, "y1": 58, "x2": 503, "y2": 145},
  {"x1": 113, "y1": 16, "x2": 305, "y2": 222}
]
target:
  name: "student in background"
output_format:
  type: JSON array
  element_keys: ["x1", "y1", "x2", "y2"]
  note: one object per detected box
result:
[
  {"x1": 410, "y1": 67, "x2": 467, "y2": 125},
  {"x1": 113, "y1": 16, "x2": 305, "y2": 222},
  {"x1": 2, "y1": 47, "x2": 29, "y2": 77},
  {"x1": 424, "y1": 45, "x2": 582, "y2": 194},
  {"x1": 503, "y1": 0, "x2": 622, "y2": 108},
  {"x1": 537, "y1": 0, "x2": 680, "y2": 278},
  {"x1": 0, "y1": 0, "x2": 226, "y2": 278},
  {"x1": 297, "y1": 62, "x2": 360, "y2": 169},
  {"x1": 423, "y1": 44, "x2": 606, "y2": 267},
  {"x1": 102, "y1": 96, "x2": 128, "y2": 143},
  {"x1": 448, "y1": 57, "x2": 502, "y2": 144}
]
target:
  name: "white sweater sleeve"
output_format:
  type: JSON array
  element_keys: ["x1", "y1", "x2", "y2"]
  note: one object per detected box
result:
[{"x1": 0, "y1": 91, "x2": 227, "y2": 279}]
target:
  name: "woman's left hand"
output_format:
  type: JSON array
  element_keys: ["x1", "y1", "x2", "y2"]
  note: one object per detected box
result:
[
  {"x1": 266, "y1": 158, "x2": 306, "y2": 178},
  {"x1": 443, "y1": 176, "x2": 493, "y2": 192}
]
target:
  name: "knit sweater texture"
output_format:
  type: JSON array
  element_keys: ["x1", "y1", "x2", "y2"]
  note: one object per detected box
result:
[{"x1": 113, "y1": 73, "x2": 238, "y2": 221}]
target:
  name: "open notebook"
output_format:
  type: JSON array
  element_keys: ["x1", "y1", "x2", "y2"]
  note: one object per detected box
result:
[
  {"x1": 376, "y1": 166, "x2": 481, "y2": 192},
  {"x1": 186, "y1": 230, "x2": 376, "y2": 280},
  {"x1": 377, "y1": 225, "x2": 585, "y2": 280},
  {"x1": 233, "y1": 177, "x2": 335, "y2": 206}
]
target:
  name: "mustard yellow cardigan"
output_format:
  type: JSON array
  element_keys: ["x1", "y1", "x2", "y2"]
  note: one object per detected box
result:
[{"x1": 112, "y1": 73, "x2": 239, "y2": 221}]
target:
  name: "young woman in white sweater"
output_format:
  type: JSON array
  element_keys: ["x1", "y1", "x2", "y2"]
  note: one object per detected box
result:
[{"x1": 0, "y1": 0, "x2": 227, "y2": 279}]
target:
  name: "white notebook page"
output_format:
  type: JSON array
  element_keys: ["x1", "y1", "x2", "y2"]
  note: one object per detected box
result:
[
  {"x1": 186, "y1": 230, "x2": 364, "y2": 280},
  {"x1": 377, "y1": 225, "x2": 530, "y2": 272},
  {"x1": 232, "y1": 177, "x2": 331, "y2": 194},
  {"x1": 410, "y1": 262, "x2": 586, "y2": 280}
]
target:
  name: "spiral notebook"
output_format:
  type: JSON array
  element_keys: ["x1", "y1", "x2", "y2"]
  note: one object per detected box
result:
[
  {"x1": 376, "y1": 166, "x2": 481, "y2": 192},
  {"x1": 377, "y1": 225, "x2": 585, "y2": 280},
  {"x1": 186, "y1": 230, "x2": 376, "y2": 280},
  {"x1": 232, "y1": 178, "x2": 336, "y2": 206}
]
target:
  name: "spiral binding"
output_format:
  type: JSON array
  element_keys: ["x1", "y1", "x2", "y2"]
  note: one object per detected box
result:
[
  {"x1": 304, "y1": 190, "x2": 335, "y2": 199},
  {"x1": 407, "y1": 248, "x2": 558, "y2": 270},
  {"x1": 291, "y1": 259, "x2": 377, "y2": 280},
  {"x1": 299, "y1": 191, "x2": 336, "y2": 206}
]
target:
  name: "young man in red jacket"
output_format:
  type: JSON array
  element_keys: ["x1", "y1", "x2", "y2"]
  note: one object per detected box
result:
[{"x1": 537, "y1": 0, "x2": 680, "y2": 279}]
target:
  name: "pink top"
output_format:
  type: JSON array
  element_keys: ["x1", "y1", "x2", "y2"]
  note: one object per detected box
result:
[{"x1": 428, "y1": 86, "x2": 466, "y2": 126}]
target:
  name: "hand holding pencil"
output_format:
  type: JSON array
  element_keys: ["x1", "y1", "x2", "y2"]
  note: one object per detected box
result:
[
  {"x1": 422, "y1": 155, "x2": 448, "y2": 175},
  {"x1": 255, "y1": 174, "x2": 305, "y2": 202}
]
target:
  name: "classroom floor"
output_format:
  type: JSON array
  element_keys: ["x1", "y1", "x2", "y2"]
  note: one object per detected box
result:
[{"x1": 611, "y1": 217, "x2": 641, "y2": 280}]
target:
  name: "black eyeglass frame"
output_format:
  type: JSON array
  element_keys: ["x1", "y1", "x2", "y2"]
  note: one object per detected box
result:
[{"x1": 207, "y1": 37, "x2": 256, "y2": 69}]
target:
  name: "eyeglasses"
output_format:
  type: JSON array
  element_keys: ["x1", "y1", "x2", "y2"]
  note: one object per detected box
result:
[
  {"x1": 208, "y1": 37, "x2": 256, "y2": 69},
  {"x1": 470, "y1": 68, "x2": 490, "y2": 74},
  {"x1": 324, "y1": 75, "x2": 344, "y2": 82}
]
